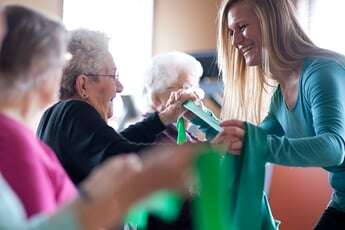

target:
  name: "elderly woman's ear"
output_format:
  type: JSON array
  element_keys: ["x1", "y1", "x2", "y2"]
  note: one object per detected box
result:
[{"x1": 74, "y1": 74, "x2": 90, "y2": 99}]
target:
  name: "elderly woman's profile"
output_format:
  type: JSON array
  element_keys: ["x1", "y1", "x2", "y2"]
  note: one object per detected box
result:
[{"x1": 37, "y1": 29, "x2": 196, "y2": 185}]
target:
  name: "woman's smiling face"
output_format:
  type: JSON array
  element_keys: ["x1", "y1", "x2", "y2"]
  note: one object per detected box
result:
[
  {"x1": 85, "y1": 54, "x2": 123, "y2": 120},
  {"x1": 227, "y1": 2, "x2": 262, "y2": 66}
]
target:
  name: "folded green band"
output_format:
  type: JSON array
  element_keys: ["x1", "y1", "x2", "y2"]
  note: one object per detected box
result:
[
  {"x1": 176, "y1": 117, "x2": 187, "y2": 145},
  {"x1": 183, "y1": 100, "x2": 222, "y2": 132}
]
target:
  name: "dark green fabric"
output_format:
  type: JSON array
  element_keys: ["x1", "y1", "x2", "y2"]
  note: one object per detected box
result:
[
  {"x1": 227, "y1": 123, "x2": 276, "y2": 229},
  {"x1": 125, "y1": 122, "x2": 279, "y2": 230},
  {"x1": 193, "y1": 123, "x2": 279, "y2": 230}
]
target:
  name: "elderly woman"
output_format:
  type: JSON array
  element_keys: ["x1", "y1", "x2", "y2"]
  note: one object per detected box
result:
[
  {"x1": 143, "y1": 51, "x2": 205, "y2": 143},
  {"x1": 0, "y1": 4, "x2": 76, "y2": 217},
  {"x1": 37, "y1": 30, "x2": 196, "y2": 185},
  {"x1": 0, "y1": 5, "x2": 199, "y2": 229}
]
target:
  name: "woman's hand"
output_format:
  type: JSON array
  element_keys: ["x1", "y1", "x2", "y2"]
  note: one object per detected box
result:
[
  {"x1": 80, "y1": 154, "x2": 142, "y2": 202},
  {"x1": 139, "y1": 144, "x2": 202, "y2": 193},
  {"x1": 158, "y1": 89, "x2": 198, "y2": 125},
  {"x1": 76, "y1": 144, "x2": 202, "y2": 229},
  {"x1": 212, "y1": 120, "x2": 245, "y2": 155},
  {"x1": 76, "y1": 154, "x2": 143, "y2": 229}
]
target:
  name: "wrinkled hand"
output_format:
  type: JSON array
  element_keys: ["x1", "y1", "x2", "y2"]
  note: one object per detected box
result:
[
  {"x1": 80, "y1": 144, "x2": 202, "y2": 217},
  {"x1": 77, "y1": 154, "x2": 144, "y2": 228},
  {"x1": 158, "y1": 89, "x2": 198, "y2": 125},
  {"x1": 80, "y1": 154, "x2": 142, "y2": 203},
  {"x1": 212, "y1": 120, "x2": 245, "y2": 155},
  {"x1": 139, "y1": 144, "x2": 202, "y2": 194}
]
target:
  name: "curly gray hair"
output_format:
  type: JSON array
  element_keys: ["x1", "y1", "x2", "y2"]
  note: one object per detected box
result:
[
  {"x1": 144, "y1": 51, "x2": 203, "y2": 95},
  {"x1": 60, "y1": 29, "x2": 110, "y2": 100}
]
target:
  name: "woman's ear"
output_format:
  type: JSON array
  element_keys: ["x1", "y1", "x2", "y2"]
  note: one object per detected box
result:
[{"x1": 75, "y1": 74, "x2": 89, "y2": 99}]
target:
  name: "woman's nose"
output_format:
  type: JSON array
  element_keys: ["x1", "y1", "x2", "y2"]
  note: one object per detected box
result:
[
  {"x1": 232, "y1": 31, "x2": 244, "y2": 47},
  {"x1": 115, "y1": 79, "x2": 123, "y2": 93}
]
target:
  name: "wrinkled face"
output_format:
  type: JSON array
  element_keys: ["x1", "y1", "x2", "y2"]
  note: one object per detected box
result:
[
  {"x1": 227, "y1": 2, "x2": 262, "y2": 66},
  {"x1": 151, "y1": 72, "x2": 197, "y2": 111},
  {"x1": 86, "y1": 54, "x2": 123, "y2": 120}
]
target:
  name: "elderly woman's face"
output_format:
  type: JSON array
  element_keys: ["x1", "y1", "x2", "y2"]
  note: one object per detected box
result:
[
  {"x1": 85, "y1": 55, "x2": 123, "y2": 120},
  {"x1": 227, "y1": 2, "x2": 262, "y2": 66},
  {"x1": 151, "y1": 72, "x2": 196, "y2": 111}
]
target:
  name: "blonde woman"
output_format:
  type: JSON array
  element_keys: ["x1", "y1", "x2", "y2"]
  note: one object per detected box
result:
[{"x1": 214, "y1": 0, "x2": 345, "y2": 229}]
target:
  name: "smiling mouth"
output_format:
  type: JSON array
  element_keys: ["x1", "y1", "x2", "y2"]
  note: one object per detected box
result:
[{"x1": 241, "y1": 46, "x2": 253, "y2": 55}]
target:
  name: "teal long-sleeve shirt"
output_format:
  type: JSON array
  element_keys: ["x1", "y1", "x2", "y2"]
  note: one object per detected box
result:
[
  {"x1": 193, "y1": 57, "x2": 345, "y2": 211},
  {"x1": 260, "y1": 57, "x2": 345, "y2": 211}
]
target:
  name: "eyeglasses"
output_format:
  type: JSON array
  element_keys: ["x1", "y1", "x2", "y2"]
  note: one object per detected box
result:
[{"x1": 84, "y1": 73, "x2": 120, "y2": 81}]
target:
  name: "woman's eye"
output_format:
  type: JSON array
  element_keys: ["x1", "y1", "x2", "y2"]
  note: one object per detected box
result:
[
  {"x1": 228, "y1": 30, "x2": 234, "y2": 37},
  {"x1": 239, "y1": 24, "x2": 247, "y2": 32}
]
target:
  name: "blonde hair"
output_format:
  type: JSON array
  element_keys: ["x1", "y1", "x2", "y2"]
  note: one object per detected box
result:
[{"x1": 218, "y1": 0, "x2": 339, "y2": 124}]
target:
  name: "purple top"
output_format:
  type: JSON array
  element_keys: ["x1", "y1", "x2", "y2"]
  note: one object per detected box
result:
[{"x1": 144, "y1": 113, "x2": 198, "y2": 144}]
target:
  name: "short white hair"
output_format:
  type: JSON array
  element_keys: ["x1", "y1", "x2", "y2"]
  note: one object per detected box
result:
[{"x1": 144, "y1": 51, "x2": 203, "y2": 95}]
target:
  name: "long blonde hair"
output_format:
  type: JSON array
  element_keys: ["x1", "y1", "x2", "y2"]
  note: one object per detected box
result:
[{"x1": 218, "y1": 0, "x2": 331, "y2": 123}]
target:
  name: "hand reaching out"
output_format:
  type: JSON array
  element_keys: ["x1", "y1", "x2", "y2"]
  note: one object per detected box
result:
[
  {"x1": 212, "y1": 120, "x2": 245, "y2": 155},
  {"x1": 158, "y1": 89, "x2": 198, "y2": 125},
  {"x1": 76, "y1": 144, "x2": 203, "y2": 228}
]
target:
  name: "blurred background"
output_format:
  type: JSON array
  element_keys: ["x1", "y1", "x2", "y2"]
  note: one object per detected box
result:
[{"x1": 0, "y1": 0, "x2": 343, "y2": 229}]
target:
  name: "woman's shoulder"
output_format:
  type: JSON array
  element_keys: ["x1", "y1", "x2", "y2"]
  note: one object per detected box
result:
[
  {"x1": 0, "y1": 114, "x2": 44, "y2": 162},
  {"x1": 54, "y1": 99, "x2": 96, "y2": 112},
  {"x1": 301, "y1": 55, "x2": 345, "y2": 86},
  {"x1": 38, "y1": 99, "x2": 102, "y2": 136},
  {"x1": 44, "y1": 99, "x2": 100, "y2": 122},
  {"x1": 0, "y1": 113, "x2": 32, "y2": 143},
  {"x1": 299, "y1": 55, "x2": 345, "y2": 102},
  {"x1": 303, "y1": 55, "x2": 345, "y2": 76}
]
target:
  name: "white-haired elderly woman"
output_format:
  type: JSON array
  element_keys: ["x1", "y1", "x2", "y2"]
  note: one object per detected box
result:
[
  {"x1": 37, "y1": 30, "x2": 196, "y2": 186},
  {"x1": 144, "y1": 51, "x2": 207, "y2": 143}
]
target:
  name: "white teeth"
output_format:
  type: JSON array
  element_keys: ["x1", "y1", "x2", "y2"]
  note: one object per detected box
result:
[{"x1": 242, "y1": 47, "x2": 252, "y2": 55}]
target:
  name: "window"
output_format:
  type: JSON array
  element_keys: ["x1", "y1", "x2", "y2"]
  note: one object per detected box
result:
[
  {"x1": 299, "y1": 0, "x2": 345, "y2": 54},
  {"x1": 63, "y1": 0, "x2": 154, "y2": 128},
  {"x1": 63, "y1": 0, "x2": 154, "y2": 94}
]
